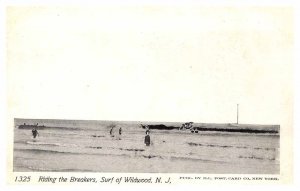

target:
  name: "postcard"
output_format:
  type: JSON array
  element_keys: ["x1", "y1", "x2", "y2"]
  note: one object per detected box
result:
[{"x1": 5, "y1": 3, "x2": 293, "y2": 185}]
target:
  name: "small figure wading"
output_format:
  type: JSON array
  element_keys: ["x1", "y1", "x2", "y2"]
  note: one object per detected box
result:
[
  {"x1": 144, "y1": 130, "x2": 150, "y2": 146},
  {"x1": 32, "y1": 128, "x2": 39, "y2": 139},
  {"x1": 119, "y1": 127, "x2": 122, "y2": 135},
  {"x1": 110, "y1": 127, "x2": 114, "y2": 137}
]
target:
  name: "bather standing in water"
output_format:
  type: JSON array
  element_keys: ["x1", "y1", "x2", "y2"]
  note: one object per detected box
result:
[
  {"x1": 32, "y1": 128, "x2": 39, "y2": 139},
  {"x1": 144, "y1": 130, "x2": 150, "y2": 146},
  {"x1": 110, "y1": 127, "x2": 114, "y2": 137}
]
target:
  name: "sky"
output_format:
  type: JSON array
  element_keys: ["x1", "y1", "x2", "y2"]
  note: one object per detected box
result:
[{"x1": 7, "y1": 6, "x2": 293, "y2": 125}]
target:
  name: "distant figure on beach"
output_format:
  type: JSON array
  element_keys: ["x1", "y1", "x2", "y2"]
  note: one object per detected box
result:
[
  {"x1": 32, "y1": 128, "x2": 39, "y2": 139},
  {"x1": 119, "y1": 127, "x2": 122, "y2": 135},
  {"x1": 144, "y1": 131, "x2": 150, "y2": 146}
]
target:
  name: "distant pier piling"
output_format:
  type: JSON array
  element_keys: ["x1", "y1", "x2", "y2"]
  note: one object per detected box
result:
[{"x1": 237, "y1": 104, "x2": 239, "y2": 124}]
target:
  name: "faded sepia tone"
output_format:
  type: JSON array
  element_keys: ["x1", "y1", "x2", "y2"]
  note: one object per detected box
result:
[
  {"x1": 7, "y1": 5, "x2": 293, "y2": 183},
  {"x1": 13, "y1": 118, "x2": 280, "y2": 173}
]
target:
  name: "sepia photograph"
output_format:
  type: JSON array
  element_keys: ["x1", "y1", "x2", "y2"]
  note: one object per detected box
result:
[
  {"x1": 13, "y1": 118, "x2": 280, "y2": 173},
  {"x1": 5, "y1": 3, "x2": 293, "y2": 184}
]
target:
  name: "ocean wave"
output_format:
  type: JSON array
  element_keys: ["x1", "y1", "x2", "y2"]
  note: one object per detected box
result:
[
  {"x1": 15, "y1": 148, "x2": 139, "y2": 159},
  {"x1": 187, "y1": 142, "x2": 276, "y2": 151},
  {"x1": 18, "y1": 125, "x2": 80, "y2": 131},
  {"x1": 253, "y1": 147, "x2": 276, "y2": 151},
  {"x1": 14, "y1": 156, "x2": 37, "y2": 161},
  {"x1": 120, "y1": 148, "x2": 145, "y2": 152},
  {"x1": 15, "y1": 148, "x2": 79, "y2": 155},
  {"x1": 86, "y1": 146, "x2": 102, "y2": 149},
  {"x1": 86, "y1": 146, "x2": 145, "y2": 152},
  {"x1": 15, "y1": 148, "x2": 182, "y2": 161},
  {"x1": 26, "y1": 141, "x2": 61, "y2": 147},
  {"x1": 91, "y1": 135, "x2": 106, "y2": 138},
  {"x1": 238, "y1": 155, "x2": 276, "y2": 161},
  {"x1": 170, "y1": 156, "x2": 227, "y2": 163},
  {"x1": 142, "y1": 155, "x2": 163, "y2": 159},
  {"x1": 26, "y1": 141, "x2": 78, "y2": 148}
]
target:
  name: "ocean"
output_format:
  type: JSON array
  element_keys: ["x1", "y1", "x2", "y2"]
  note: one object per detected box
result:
[{"x1": 13, "y1": 119, "x2": 279, "y2": 174}]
